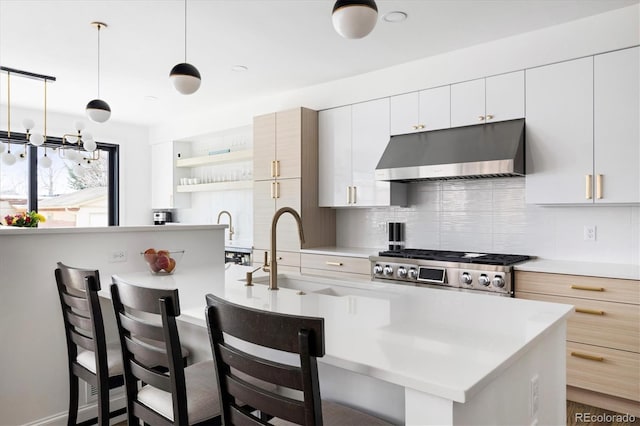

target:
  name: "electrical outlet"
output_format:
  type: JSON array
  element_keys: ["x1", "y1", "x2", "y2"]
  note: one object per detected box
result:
[
  {"x1": 109, "y1": 249, "x2": 127, "y2": 263},
  {"x1": 530, "y1": 374, "x2": 540, "y2": 418},
  {"x1": 583, "y1": 225, "x2": 597, "y2": 241}
]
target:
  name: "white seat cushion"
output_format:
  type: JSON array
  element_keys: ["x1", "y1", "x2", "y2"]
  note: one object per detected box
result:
[
  {"x1": 137, "y1": 360, "x2": 220, "y2": 424},
  {"x1": 270, "y1": 400, "x2": 391, "y2": 426},
  {"x1": 76, "y1": 341, "x2": 123, "y2": 376}
]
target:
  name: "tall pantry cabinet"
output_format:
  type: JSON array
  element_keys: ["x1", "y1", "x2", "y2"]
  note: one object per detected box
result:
[{"x1": 253, "y1": 107, "x2": 336, "y2": 270}]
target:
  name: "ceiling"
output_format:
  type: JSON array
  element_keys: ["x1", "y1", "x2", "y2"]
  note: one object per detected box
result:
[{"x1": 0, "y1": 0, "x2": 637, "y2": 128}]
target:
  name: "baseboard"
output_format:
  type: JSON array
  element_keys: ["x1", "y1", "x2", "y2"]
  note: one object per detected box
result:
[{"x1": 24, "y1": 395, "x2": 127, "y2": 426}]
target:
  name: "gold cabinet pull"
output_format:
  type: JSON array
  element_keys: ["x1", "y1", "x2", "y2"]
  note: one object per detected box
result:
[
  {"x1": 325, "y1": 261, "x2": 343, "y2": 266},
  {"x1": 571, "y1": 352, "x2": 604, "y2": 362},
  {"x1": 352, "y1": 186, "x2": 357, "y2": 204},
  {"x1": 417, "y1": 124, "x2": 425, "y2": 129},
  {"x1": 275, "y1": 181, "x2": 280, "y2": 199},
  {"x1": 270, "y1": 160, "x2": 275, "y2": 178},
  {"x1": 485, "y1": 114, "x2": 494, "y2": 120},
  {"x1": 412, "y1": 125, "x2": 419, "y2": 130},
  {"x1": 478, "y1": 115, "x2": 485, "y2": 121},
  {"x1": 347, "y1": 186, "x2": 352, "y2": 204},
  {"x1": 571, "y1": 284, "x2": 604, "y2": 292},
  {"x1": 275, "y1": 160, "x2": 280, "y2": 177},
  {"x1": 585, "y1": 174, "x2": 593, "y2": 199},
  {"x1": 575, "y1": 308, "x2": 605, "y2": 315},
  {"x1": 596, "y1": 174, "x2": 603, "y2": 199},
  {"x1": 270, "y1": 181, "x2": 275, "y2": 199}
]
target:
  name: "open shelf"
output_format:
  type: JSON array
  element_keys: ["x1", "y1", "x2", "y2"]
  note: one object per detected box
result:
[
  {"x1": 176, "y1": 150, "x2": 252, "y2": 168},
  {"x1": 176, "y1": 180, "x2": 253, "y2": 193}
]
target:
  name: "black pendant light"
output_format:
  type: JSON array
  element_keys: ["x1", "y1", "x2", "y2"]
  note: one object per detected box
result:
[
  {"x1": 332, "y1": 0, "x2": 378, "y2": 39},
  {"x1": 86, "y1": 22, "x2": 111, "y2": 123},
  {"x1": 170, "y1": 0, "x2": 201, "y2": 94}
]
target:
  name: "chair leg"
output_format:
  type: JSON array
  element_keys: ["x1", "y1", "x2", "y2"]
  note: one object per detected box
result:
[
  {"x1": 67, "y1": 374, "x2": 79, "y2": 426},
  {"x1": 97, "y1": 384, "x2": 110, "y2": 426}
]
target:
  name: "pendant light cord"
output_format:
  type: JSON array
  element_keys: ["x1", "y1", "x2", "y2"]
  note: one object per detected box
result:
[
  {"x1": 184, "y1": 0, "x2": 188, "y2": 62},
  {"x1": 6, "y1": 71, "x2": 10, "y2": 138},
  {"x1": 44, "y1": 79, "x2": 47, "y2": 141},
  {"x1": 97, "y1": 24, "x2": 101, "y2": 98}
]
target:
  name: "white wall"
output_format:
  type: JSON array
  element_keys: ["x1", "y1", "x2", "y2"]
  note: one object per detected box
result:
[{"x1": 2, "y1": 105, "x2": 151, "y2": 226}]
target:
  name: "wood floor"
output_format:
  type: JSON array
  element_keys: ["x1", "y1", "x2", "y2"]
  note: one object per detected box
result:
[
  {"x1": 566, "y1": 401, "x2": 639, "y2": 426},
  {"x1": 114, "y1": 401, "x2": 637, "y2": 425}
]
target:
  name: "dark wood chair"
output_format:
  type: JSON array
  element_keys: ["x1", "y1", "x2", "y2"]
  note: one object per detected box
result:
[
  {"x1": 110, "y1": 276, "x2": 220, "y2": 425},
  {"x1": 55, "y1": 262, "x2": 127, "y2": 426},
  {"x1": 205, "y1": 293, "x2": 391, "y2": 426}
]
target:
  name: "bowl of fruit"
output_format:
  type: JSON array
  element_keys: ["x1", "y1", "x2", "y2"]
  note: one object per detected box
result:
[{"x1": 141, "y1": 248, "x2": 184, "y2": 275}]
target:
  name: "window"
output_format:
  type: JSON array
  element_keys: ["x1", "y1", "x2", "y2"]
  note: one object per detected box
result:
[{"x1": 0, "y1": 136, "x2": 119, "y2": 227}]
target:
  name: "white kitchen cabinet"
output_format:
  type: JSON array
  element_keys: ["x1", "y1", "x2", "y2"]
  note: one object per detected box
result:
[
  {"x1": 526, "y1": 47, "x2": 639, "y2": 204},
  {"x1": 151, "y1": 141, "x2": 190, "y2": 209},
  {"x1": 450, "y1": 71, "x2": 524, "y2": 127},
  {"x1": 319, "y1": 99, "x2": 406, "y2": 207},
  {"x1": 593, "y1": 47, "x2": 640, "y2": 203},
  {"x1": 389, "y1": 85, "x2": 450, "y2": 135}
]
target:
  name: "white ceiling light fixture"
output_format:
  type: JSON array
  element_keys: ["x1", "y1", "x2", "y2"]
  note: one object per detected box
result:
[
  {"x1": 170, "y1": 0, "x2": 201, "y2": 95},
  {"x1": 383, "y1": 11, "x2": 407, "y2": 23},
  {"x1": 332, "y1": 0, "x2": 378, "y2": 39},
  {"x1": 86, "y1": 22, "x2": 111, "y2": 123}
]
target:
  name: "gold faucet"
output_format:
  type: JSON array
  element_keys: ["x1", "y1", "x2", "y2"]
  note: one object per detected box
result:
[
  {"x1": 216, "y1": 210, "x2": 234, "y2": 240},
  {"x1": 262, "y1": 207, "x2": 305, "y2": 290}
]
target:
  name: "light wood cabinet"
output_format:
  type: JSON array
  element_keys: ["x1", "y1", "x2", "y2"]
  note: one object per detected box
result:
[
  {"x1": 450, "y1": 71, "x2": 524, "y2": 127},
  {"x1": 526, "y1": 47, "x2": 639, "y2": 205},
  {"x1": 253, "y1": 107, "x2": 335, "y2": 269},
  {"x1": 389, "y1": 85, "x2": 451, "y2": 135},
  {"x1": 318, "y1": 99, "x2": 407, "y2": 207},
  {"x1": 301, "y1": 253, "x2": 370, "y2": 280},
  {"x1": 516, "y1": 270, "x2": 640, "y2": 415}
]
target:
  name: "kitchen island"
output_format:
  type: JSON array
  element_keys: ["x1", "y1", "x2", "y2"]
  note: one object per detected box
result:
[{"x1": 112, "y1": 264, "x2": 573, "y2": 425}]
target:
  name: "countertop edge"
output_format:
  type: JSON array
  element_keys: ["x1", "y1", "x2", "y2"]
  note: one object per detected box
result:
[
  {"x1": 300, "y1": 246, "x2": 381, "y2": 258},
  {"x1": 0, "y1": 224, "x2": 227, "y2": 236}
]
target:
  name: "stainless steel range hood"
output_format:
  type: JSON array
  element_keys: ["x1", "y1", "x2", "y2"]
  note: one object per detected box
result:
[{"x1": 375, "y1": 118, "x2": 525, "y2": 181}]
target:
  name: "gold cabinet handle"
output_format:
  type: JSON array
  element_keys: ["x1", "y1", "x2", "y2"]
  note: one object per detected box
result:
[
  {"x1": 478, "y1": 115, "x2": 485, "y2": 121},
  {"x1": 417, "y1": 124, "x2": 425, "y2": 129},
  {"x1": 275, "y1": 181, "x2": 280, "y2": 199},
  {"x1": 270, "y1": 181, "x2": 275, "y2": 199},
  {"x1": 571, "y1": 284, "x2": 604, "y2": 292},
  {"x1": 412, "y1": 125, "x2": 419, "y2": 130},
  {"x1": 571, "y1": 352, "x2": 604, "y2": 362},
  {"x1": 596, "y1": 174, "x2": 603, "y2": 199},
  {"x1": 486, "y1": 114, "x2": 494, "y2": 120},
  {"x1": 585, "y1": 174, "x2": 593, "y2": 200},
  {"x1": 275, "y1": 160, "x2": 280, "y2": 177},
  {"x1": 347, "y1": 186, "x2": 352, "y2": 204},
  {"x1": 575, "y1": 308, "x2": 605, "y2": 315},
  {"x1": 270, "y1": 160, "x2": 275, "y2": 178},
  {"x1": 352, "y1": 186, "x2": 357, "y2": 204},
  {"x1": 325, "y1": 261, "x2": 343, "y2": 266}
]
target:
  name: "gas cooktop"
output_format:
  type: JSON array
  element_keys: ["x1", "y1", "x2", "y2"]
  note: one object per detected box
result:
[{"x1": 377, "y1": 249, "x2": 531, "y2": 266}]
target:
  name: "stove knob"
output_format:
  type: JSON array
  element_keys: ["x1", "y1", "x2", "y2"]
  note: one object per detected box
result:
[
  {"x1": 461, "y1": 272, "x2": 473, "y2": 285},
  {"x1": 479, "y1": 274, "x2": 491, "y2": 287},
  {"x1": 408, "y1": 268, "x2": 418, "y2": 279},
  {"x1": 397, "y1": 266, "x2": 407, "y2": 278},
  {"x1": 383, "y1": 265, "x2": 394, "y2": 276},
  {"x1": 492, "y1": 275, "x2": 506, "y2": 288},
  {"x1": 373, "y1": 264, "x2": 383, "y2": 275}
]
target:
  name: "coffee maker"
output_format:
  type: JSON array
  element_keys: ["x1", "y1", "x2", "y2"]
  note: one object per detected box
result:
[{"x1": 153, "y1": 210, "x2": 173, "y2": 225}]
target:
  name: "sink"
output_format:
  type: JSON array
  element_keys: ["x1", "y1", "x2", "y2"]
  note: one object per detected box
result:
[
  {"x1": 250, "y1": 275, "x2": 333, "y2": 293},
  {"x1": 250, "y1": 274, "x2": 385, "y2": 298}
]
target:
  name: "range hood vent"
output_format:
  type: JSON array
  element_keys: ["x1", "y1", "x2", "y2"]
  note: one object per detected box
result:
[{"x1": 375, "y1": 118, "x2": 525, "y2": 182}]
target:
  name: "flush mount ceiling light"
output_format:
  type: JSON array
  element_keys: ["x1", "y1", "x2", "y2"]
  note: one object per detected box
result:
[
  {"x1": 86, "y1": 22, "x2": 111, "y2": 123},
  {"x1": 383, "y1": 11, "x2": 407, "y2": 23},
  {"x1": 332, "y1": 0, "x2": 378, "y2": 39},
  {"x1": 170, "y1": 0, "x2": 201, "y2": 95}
]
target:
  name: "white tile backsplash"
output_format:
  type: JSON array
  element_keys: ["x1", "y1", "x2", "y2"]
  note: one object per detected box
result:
[{"x1": 336, "y1": 177, "x2": 640, "y2": 265}]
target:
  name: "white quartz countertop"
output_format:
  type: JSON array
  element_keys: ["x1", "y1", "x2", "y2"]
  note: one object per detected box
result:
[
  {"x1": 0, "y1": 224, "x2": 226, "y2": 236},
  {"x1": 111, "y1": 264, "x2": 573, "y2": 404},
  {"x1": 515, "y1": 258, "x2": 640, "y2": 280},
  {"x1": 300, "y1": 246, "x2": 381, "y2": 258}
]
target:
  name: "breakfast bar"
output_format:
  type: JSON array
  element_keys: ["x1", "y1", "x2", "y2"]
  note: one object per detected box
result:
[{"x1": 111, "y1": 264, "x2": 574, "y2": 425}]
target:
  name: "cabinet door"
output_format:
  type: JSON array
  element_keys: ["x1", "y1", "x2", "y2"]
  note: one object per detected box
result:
[
  {"x1": 390, "y1": 92, "x2": 419, "y2": 135},
  {"x1": 485, "y1": 71, "x2": 524, "y2": 122},
  {"x1": 275, "y1": 178, "x2": 302, "y2": 251},
  {"x1": 594, "y1": 47, "x2": 640, "y2": 204},
  {"x1": 525, "y1": 57, "x2": 594, "y2": 204},
  {"x1": 351, "y1": 98, "x2": 391, "y2": 206},
  {"x1": 253, "y1": 180, "x2": 275, "y2": 251},
  {"x1": 253, "y1": 113, "x2": 276, "y2": 181},
  {"x1": 419, "y1": 85, "x2": 450, "y2": 131},
  {"x1": 151, "y1": 142, "x2": 173, "y2": 208},
  {"x1": 318, "y1": 106, "x2": 352, "y2": 207},
  {"x1": 275, "y1": 108, "x2": 302, "y2": 179},
  {"x1": 450, "y1": 78, "x2": 485, "y2": 127}
]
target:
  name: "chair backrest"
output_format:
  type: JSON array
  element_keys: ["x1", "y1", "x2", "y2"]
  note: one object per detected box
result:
[
  {"x1": 55, "y1": 262, "x2": 109, "y2": 380},
  {"x1": 205, "y1": 293, "x2": 325, "y2": 425},
  {"x1": 110, "y1": 276, "x2": 187, "y2": 425}
]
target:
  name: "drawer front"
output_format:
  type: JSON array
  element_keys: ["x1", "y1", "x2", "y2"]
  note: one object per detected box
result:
[
  {"x1": 567, "y1": 341, "x2": 640, "y2": 402},
  {"x1": 516, "y1": 292, "x2": 640, "y2": 352},
  {"x1": 301, "y1": 253, "x2": 370, "y2": 275},
  {"x1": 253, "y1": 250, "x2": 301, "y2": 267},
  {"x1": 516, "y1": 271, "x2": 639, "y2": 304}
]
